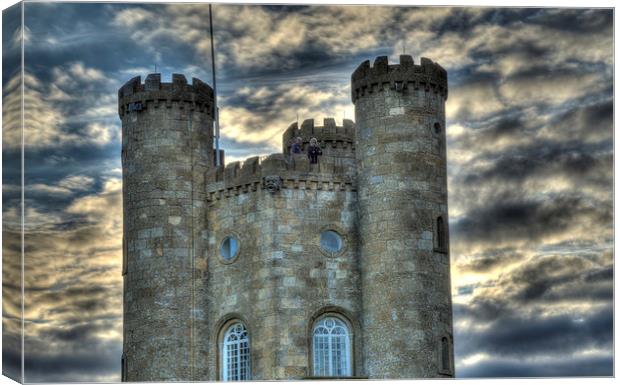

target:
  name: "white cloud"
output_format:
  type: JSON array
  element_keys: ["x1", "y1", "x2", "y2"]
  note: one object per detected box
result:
[
  {"x1": 58, "y1": 175, "x2": 96, "y2": 191},
  {"x1": 85, "y1": 122, "x2": 120, "y2": 145},
  {"x1": 17, "y1": 175, "x2": 96, "y2": 198},
  {"x1": 112, "y1": 7, "x2": 153, "y2": 29}
]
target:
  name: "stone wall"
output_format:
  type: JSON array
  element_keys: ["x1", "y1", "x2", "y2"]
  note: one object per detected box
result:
[{"x1": 202, "y1": 165, "x2": 361, "y2": 380}]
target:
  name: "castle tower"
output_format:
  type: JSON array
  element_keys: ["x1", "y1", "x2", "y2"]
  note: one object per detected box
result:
[
  {"x1": 351, "y1": 56, "x2": 454, "y2": 378},
  {"x1": 118, "y1": 74, "x2": 214, "y2": 381}
]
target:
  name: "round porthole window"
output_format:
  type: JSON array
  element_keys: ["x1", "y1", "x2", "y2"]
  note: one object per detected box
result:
[
  {"x1": 320, "y1": 230, "x2": 343, "y2": 254},
  {"x1": 220, "y1": 235, "x2": 239, "y2": 261}
]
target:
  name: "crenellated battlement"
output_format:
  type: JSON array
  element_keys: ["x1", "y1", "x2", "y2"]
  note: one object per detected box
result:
[
  {"x1": 205, "y1": 152, "x2": 356, "y2": 202},
  {"x1": 351, "y1": 55, "x2": 448, "y2": 103},
  {"x1": 282, "y1": 118, "x2": 356, "y2": 154},
  {"x1": 118, "y1": 73, "x2": 214, "y2": 118}
]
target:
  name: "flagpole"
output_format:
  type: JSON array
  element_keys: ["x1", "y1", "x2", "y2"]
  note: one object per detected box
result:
[{"x1": 209, "y1": 3, "x2": 221, "y2": 167}]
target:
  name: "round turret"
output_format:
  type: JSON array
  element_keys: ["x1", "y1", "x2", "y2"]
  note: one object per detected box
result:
[
  {"x1": 120, "y1": 74, "x2": 214, "y2": 381},
  {"x1": 118, "y1": 73, "x2": 214, "y2": 117},
  {"x1": 351, "y1": 55, "x2": 453, "y2": 378},
  {"x1": 351, "y1": 55, "x2": 447, "y2": 103}
]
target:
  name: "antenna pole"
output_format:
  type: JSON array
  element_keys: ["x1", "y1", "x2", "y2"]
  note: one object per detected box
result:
[{"x1": 209, "y1": 3, "x2": 221, "y2": 167}]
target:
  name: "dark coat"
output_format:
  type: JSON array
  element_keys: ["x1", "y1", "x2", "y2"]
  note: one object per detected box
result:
[{"x1": 307, "y1": 145, "x2": 322, "y2": 163}]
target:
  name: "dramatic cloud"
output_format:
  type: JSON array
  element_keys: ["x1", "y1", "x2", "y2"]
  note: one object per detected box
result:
[
  {"x1": 20, "y1": 179, "x2": 123, "y2": 382},
  {"x1": 3, "y1": 65, "x2": 119, "y2": 150},
  {"x1": 3, "y1": 3, "x2": 612, "y2": 381}
]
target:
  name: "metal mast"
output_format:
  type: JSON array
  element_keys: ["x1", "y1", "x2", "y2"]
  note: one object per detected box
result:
[{"x1": 209, "y1": 3, "x2": 221, "y2": 166}]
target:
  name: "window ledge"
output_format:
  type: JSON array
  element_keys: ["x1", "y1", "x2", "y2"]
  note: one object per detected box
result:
[
  {"x1": 303, "y1": 376, "x2": 369, "y2": 380},
  {"x1": 434, "y1": 247, "x2": 448, "y2": 254}
]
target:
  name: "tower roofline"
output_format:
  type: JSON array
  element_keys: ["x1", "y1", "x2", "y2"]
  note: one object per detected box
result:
[
  {"x1": 118, "y1": 73, "x2": 214, "y2": 117},
  {"x1": 351, "y1": 55, "x2": 448, "y2": 103}
]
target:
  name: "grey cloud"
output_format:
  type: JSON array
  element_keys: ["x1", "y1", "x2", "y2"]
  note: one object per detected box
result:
[
  {"x1": 458, "y1": 355, "x2": 613, "y2": 377},
  {"x1": 456, "y1": 305, "x2": 612, "y2": 358},
  {"x1": 40, "y1": 322, "x2": 112, "y2": 343},
  {"x1": 23, "y1": 339, "x2": 121, "y2": 382},
  {"x1": 528, "y1": 8, "x2": 613, "y2": 34},
  {"x1": 484, "y1": 116, "x2": 524, "y2": 140},
  {"x1": 456, "y1": 247, "x2": 523, "y2": 273},
  {"x1": 452, "y1": 193, "x2": 610, "y2": 244},
  {"x1": 460, "y1": 138, "x2": 612, "y2": 187},
  {"x1": 546, "y1": 99, "x2": 613, "y2": 143},
  {"x1": 446, "y1": 71, "x2": 504, "y2": 121},
  {"x1": 497, "y1": 65, "x2": 608, "y2": 108},
  {"x1": 2, "y1": 340, "x2": 22, "y2": 382},
  {"x1": 453, "y1": 298, "x2": 513, "y2": 324},
  {"x1": 503, "y1": 253, "x2": 613, "y2": 304},
  {"x1": 583, "y1": 265, "x2": 613, "y2": 283}
]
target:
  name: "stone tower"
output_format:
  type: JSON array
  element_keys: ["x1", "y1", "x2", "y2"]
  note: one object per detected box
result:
[
  {"x1": 351, "y1": 55, "x2": 453, "y2": 378},
  {"x1": 119, "y1": 55, "x2": 453, "y2": 381},
  {"x1": 118, "y1": 74, "x2": 214, "y2": 381}
]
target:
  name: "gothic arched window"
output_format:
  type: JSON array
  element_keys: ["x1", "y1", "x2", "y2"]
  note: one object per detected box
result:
[
  {"x1": 436, "y1": 216, "x2": 446, "y2": 251},
  {"x1": 312, "y1": 317, "x2": 352, "y2": 377},
  {"x1": 441, "y1": 336, "x2": 450, "y2": 371},
  {"x1": 221, "y1": 322, "x2": 250, "y2": 381}
]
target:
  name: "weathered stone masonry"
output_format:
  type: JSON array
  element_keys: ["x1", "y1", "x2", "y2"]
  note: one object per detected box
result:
[
  {"x1": 352, "y1": 55, "x2": 452, "y2": 378},
  {"x1": 119, "y1": 55, "x2": 454, "y2": 381}
]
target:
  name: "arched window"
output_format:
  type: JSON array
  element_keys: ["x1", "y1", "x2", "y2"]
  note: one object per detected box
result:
[
  {"x1": 121, "y1": 353, "x2": 127, "y2": 382},
  {"x1": 312, "y1": 317, "x2": 352, "y2": 377},
  {"x1": 222, "y1": 322, "x2": 250, "y2": 381},
  {"x1": 436, "y1": 216, "x2": 446, "y2": 250},
  {"x1": 434, "y1": 122, "x2": 441, "y2": 134},
  {"x1": 441, "y1": 337, "x2": 450, "y2": 371},
  {"x1": 122, "y1": 235, "x2": 128, "y2": 276}
]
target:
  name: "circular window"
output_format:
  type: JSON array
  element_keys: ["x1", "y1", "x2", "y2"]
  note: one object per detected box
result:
[
  {"x1": 220, "y1": 235, "x2": 239, "y2": 261},
  {"x1": 320, "y1": 230, "x2": 343, "y2": 254}
]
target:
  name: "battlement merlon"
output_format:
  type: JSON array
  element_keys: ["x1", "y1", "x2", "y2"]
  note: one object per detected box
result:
[
  {"x1": 118, "y1": 73, "x2": 214, "y2": 118},
  {"x1": 351, "y1": 55, "x2": 448, "y2": 103},
  {"x1": 282, "y1": 118, "x2": 356, "y2": 153}
]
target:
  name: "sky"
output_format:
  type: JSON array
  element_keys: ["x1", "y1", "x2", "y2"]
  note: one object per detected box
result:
[{"x1": 1, "y1": 2, "x2": 614, "y2": 382}]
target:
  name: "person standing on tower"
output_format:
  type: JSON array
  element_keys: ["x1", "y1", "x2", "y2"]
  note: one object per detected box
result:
[
  {"x1": 291, "y1": 137, "x2": 302, "y2": 154},
  {"x1": 307, "y1": 137, "x2": 322, "y2": 164}
]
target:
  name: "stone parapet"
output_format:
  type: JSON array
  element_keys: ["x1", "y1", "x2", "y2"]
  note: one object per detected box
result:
[
  {"x1": 282, "y1": 118, "x2": 356, "y2": 154},
  {"x1": 206, "y1": 153, "x2": 356, "y2": 202},
  {"x1": 118, "y1": 73, "x2": 214, "y2": 118},
  {"x1": 351, "y1": 55, "x2": 447, "y2": 103}
]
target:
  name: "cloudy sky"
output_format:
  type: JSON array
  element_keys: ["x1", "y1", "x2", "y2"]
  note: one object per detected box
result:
[{"x1": 2, "y1": 2, "x2": 614, "y2": 382}]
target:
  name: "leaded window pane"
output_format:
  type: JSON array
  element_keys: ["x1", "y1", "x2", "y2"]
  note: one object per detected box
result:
[
  {"x1": 222, "y1": 322, "x2": 250, "y2": 381},
  {"x1": 312, "y1": 317, "x2": 351, "y2": 377}
]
